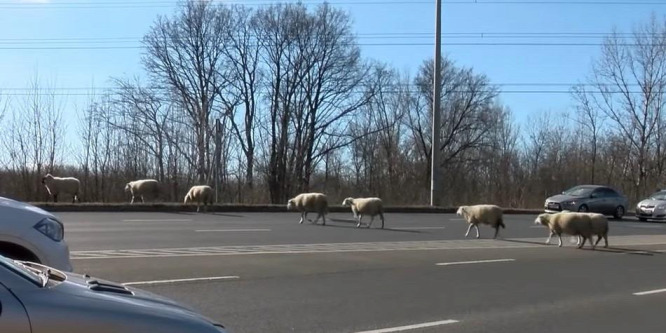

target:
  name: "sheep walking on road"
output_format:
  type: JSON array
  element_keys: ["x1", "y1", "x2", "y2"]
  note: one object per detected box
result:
[
  {"x1": 456, "y1": 204, "x2": 505, "y2": 239},
  {"x1": 342, "y1": 197, "x2": 385, "y2": 229},
  {"x1": 534, "y1": 212, "x2": 596, "y2": 249},
  {"x1": 42, "y1": 174, "x2": 81, "y2": 203},
  {"x1": 287, "y1": 193, "x2": 328, "y2": 226},
  {"x1": 125, "y1": 179, "x2": 160, "y2": 204},
  {"x1": 184, "y1": 185, "x2": 214, "y2": 212}
]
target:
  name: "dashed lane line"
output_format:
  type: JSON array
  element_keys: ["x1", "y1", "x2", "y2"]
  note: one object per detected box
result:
[
  {"x1": 354, "y1": 319, "x2": 460, "y2": 333},
  {"x1": 436, "y1": 259, "x2": 515, "y2": 266},
  {"x1": 123, "y1": 276, "x2": 239, "y2": 286}
]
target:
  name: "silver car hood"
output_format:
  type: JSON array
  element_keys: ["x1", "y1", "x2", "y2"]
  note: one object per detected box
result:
[
  {"x1": 637, "y1": 199, "x2": 666, "y2": 207},
  {"x1": 546, "y1": 194, "x2": 584, "y2": 202},
  {"x1": 14, "y1": 271, "x2": 223, "y2": 333}
]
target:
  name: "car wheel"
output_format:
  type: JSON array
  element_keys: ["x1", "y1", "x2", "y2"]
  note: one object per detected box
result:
[
  {"x1": 613, "y1": 206, "x2": 625, "y2": 220},
  {"x1": 639, "y1": 217, "x2": 648, "y2": 222},
  {"x1": 578, "y1": 205, "x2": 589, "y2": 212}
]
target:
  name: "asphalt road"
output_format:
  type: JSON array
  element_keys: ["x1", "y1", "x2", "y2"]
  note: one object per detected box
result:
[{"x1": 57, "y1": 212, "x2": 666, "y2": 333}]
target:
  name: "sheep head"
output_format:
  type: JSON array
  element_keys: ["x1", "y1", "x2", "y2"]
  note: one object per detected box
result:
[
  {"x1": 535, "y1": 213, "x2": 550, "y2": 226},
  {"x1": 456, "y1": 206, "x2": 468, "y2": 218},
  {"x1": 184, "y1": 194, "x2": 191, "y2": 204},
  {"x1": 124, "y1": 183, "x2": 131, "y2": 192},
  {"x1": 42, "y1": 174, "x2": 54, "y2": 184},
  {"x1": 341, "y1": 197, "x2": 354, "y2": 206},
  {"x1": 286, "y1": 199, "x2": 295, "y2": 210}
]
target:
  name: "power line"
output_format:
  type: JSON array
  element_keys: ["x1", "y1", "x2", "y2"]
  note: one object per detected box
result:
[
  {"x1": 0, "y1": 42, "x2": 655, "y2": 50},
  {"x1": 1, "y1": 0, "x2": 665, "y2": 8},
  {"x1": 0, "y1": 83, "x2": 653, "y2": 91}
]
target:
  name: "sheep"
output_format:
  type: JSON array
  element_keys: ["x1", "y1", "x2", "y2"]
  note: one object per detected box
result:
[
  {"x1": 342, "y1": 197, "x2": 385, "y2": 229},
  {"x1": 587, "y1": 213, "x2": 609, "y2": 248},
  {"x1": 534, "y1": 212, "x2": 596, "y2": 249},
  {"x1": 287, "y1": 193, "x2": 328, "y2": 226},
  {"x1": 184, "y1": 185, "x2": 214, "y2": 212},
  {"x1": 456, "y1": 204, "x2": 505, "y2": 239},
  {"x1": 41, "y1": 174, "x2": 81, "y2": 203},
  {"x1": 124, "y1": 179, "x2": 160, "y2": 204}
]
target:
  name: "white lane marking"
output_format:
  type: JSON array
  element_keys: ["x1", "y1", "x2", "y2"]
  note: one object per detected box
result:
[
  {"x1": 70, "y1": 235, "x2": 666, "y2": 260},
  {"x1": 195, "y1": 229, "x2": 271, "y2": 232},
  {"x1": 123, "y1": 219, "x2": 192, "y2": 222},
  {"x1": 633, "y1": 288, "x2": 666, "y2": 296},
  {"x1": 436, "y1": 259, "x2": 515, "y2": 266},
  {"x1": 355, "y1": 319, "x2": 459, "y2": 333},
  {"x1": 123, "y1": 276, "x2": 239, "y2": 286},
  {"x1": 391, "y1": 227, "x2": 446, "y2": 230}
]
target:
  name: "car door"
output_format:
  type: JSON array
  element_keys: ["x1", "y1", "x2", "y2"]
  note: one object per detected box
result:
[
  {"x1": 0, "y1": 282, "x2": 32, "y2": 333},
  {"x1": 587, "y1": 189, "x2": 605, "y2": 212},
  {"x1": 599, "y1": 188, "x2": 619, "y2": 214}
]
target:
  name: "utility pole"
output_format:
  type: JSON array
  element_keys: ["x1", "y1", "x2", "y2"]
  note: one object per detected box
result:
[
  {"x1": 215, "y1": 118, "x2": 222, "y2": 203},
  {"x1": 431, "y1": 0, "x2": 442, "y2": 206}
]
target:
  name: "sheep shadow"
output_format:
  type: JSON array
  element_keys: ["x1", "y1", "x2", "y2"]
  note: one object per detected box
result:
[
  {"x1": 592, "y1": 247, "x2": 660, "y2": 256},
  {"x1": 501, "y1": 239, "x2": 659, "y2": 256},
  {"x1": 320, "y1": 223, "x2": 422, "y2": 233}
]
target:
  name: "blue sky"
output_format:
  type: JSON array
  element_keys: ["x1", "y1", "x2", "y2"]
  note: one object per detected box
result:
[{"x1": 1, "y1": 0, "x2": 665, "y2": 139}]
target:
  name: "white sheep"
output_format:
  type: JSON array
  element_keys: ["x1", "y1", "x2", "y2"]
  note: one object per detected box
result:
[
  {"x1": 41, "y1": 174, "x2": 81, "y2": 203},
  {"x1": 124, "y1": 179, "x2": 160, "y2": 204},
  {"x1": 534, "y1": 212, "x2": 595, "y2": 249},
  {"x1": 287, "y1": 193, "x2": 328, "y2": 225},
  {"x1": 184, "y1": 185, "x2": 214, "y2": 212},
  {"x1": 587, "y1": 213, "x2": 609, "y2": 248},
  {"x1": 456, "y1": 204, "x2": 505, "y2": 239},
  {"x1": 342, "y1": 197, "x2": 385, "y2": 229}
]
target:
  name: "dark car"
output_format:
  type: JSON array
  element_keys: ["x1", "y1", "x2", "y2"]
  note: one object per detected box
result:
[{"x1": 544, "y1": 185, "x2": 628, "y2": 219}]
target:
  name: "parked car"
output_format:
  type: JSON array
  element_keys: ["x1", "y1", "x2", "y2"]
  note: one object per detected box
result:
[
  {"x1": 0, "y1": 256, "x2": 227, "y2": 333},
  {"x1": 635, "y1": 189, "x2": 666, "y2": 222},
  {"x1": 544, "y1": 185, "x2": 628, "y2": 219},
  {"x1": 0, "y1": 196, "x2": 73, "y2": 271}
]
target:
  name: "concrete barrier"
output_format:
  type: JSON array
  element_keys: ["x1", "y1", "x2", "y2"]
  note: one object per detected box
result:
[{"x1": 30, "y1": 202, "x2": 546, "y2": 214}]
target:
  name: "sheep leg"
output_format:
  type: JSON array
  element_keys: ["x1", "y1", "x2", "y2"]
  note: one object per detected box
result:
[
  {"x1": 493, "y1": 225, "x2": 500, "y2": 239},
  {"x1": 321, "y1": 213, "x2": 326, "y2": 226},
  {"x1": 356, "y1": 215, "x2": 363, "y2": 228},
  {"x1": 603, "y1": 235, "x2": 608, "y2": 248},
  {"x1": 380, "y1": 213, "x2": 385, "y2": 229},
  {"x1": 475, "y1": 225, "x2": 480, "y2": 239},
  {"x1": 196, "y1": 205, "x2": 201, "y2": 213},
  {"x1": 578, "y1": 236, "x2": 587, "y2": 249},
  {"x1": 299, "y1": 212, "x2": 305, "y2": 224},
  {"x1": 464, "y1": 223, "x2": 474, "y2": 237},
  {"x1": 545, "y1": 230, "x2": 554, "y2": 244},
  {"x1": 367, "y1": 216, "x2": 375, "y2": 228},
  {"x1": 557, "y1": 234, "x2": 563, "y2": 247}
]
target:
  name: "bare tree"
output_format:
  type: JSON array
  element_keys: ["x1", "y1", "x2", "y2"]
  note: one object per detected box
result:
[
  {"x1": 580, "y1": 16, "x2": 666, "y2": 200},
  {"x1": 142, "y1": 0, "x2": 232, "y2": 183}
]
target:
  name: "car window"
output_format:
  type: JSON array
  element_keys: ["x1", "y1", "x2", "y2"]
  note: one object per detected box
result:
[
  {"x1": 563, "y1": 186, "x2": 594, "y2": 196},
  {"x1": 600, "y1": 188, "x2": 618, "y2": 197},
  {"x1": 649, "y1": 191, "x2": 666, "y2": 200}
]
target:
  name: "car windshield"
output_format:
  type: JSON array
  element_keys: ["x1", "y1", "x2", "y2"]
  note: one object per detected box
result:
[
  {"x1": 0, "y1": 256, "x2": 44, "y2": 286},
  {"x1": 562, "y1": 186, "x2": 595, "y2": 197},
  {"x1": 649, "y1": 191, "x2": 666, "y2": 200}
]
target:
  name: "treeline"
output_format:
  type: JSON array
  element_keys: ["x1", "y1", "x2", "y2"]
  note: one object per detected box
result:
[{"x1": 1, "y1": 2, "x2": 666, "y2": 208}]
